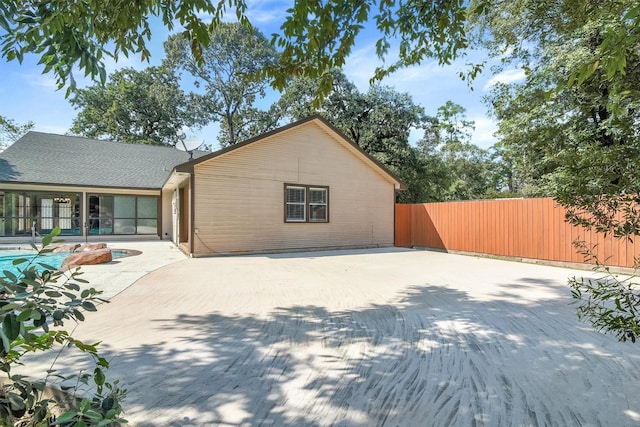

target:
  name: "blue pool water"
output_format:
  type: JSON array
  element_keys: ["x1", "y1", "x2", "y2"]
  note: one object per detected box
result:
[
  {"x1": 0, "y1": 250, "x2": 127, "y2": 276},
  {"x1": 0, "y1": 252, "x2": 69, "y2": 274}
]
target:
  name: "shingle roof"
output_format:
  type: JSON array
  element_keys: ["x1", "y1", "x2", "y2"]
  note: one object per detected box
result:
[{"x1": 0, "y1": 132, "x2": 205, "y2": 189}]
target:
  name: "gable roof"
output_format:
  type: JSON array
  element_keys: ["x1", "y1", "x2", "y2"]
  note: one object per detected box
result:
[
  {"x1": 0, "y1": 132, "x2": 205, "y2": 189},
  {"x1": 172, "y1": 115, "x2": 407, "y2": 190}
]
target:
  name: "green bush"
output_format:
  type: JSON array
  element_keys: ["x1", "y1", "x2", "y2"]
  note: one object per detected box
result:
[
  {"x1": 570, "y1": 239, "x2": 640, "y2": 343},
  {"x1": 0, "y1": 228, "x2": 126, "y2": 426}
]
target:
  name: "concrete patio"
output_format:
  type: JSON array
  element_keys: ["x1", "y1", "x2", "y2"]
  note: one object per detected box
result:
[{"x1": 20, "y1": 246, "x2": 640, "y2": 426}]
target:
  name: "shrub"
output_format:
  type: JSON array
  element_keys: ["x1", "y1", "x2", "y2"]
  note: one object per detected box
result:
[
  {"x1": 0, "y1": 228, "x2": 126, "y2": 425},
  {"x1": 570, "y1": 239, "x2": 640, "y2": 342}
]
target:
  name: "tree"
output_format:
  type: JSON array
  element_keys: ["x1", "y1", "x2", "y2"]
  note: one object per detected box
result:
[
  {"x1": 484, "y1": 142, "x2": 525, "y2": 198},
  {"x1": 2, "y1": 1, "x2": 636, "y2": 101},
  {"x1": 480, "y1": 2, "x2": 640, "y2": 340},
  {"x1": 419, "y1": 101, "x2": 497, "y2": 201},
  {"x1": 0, "y1": 115, "x2": 33, "y2": 150},
  {"x1": 0, "y1": 0, "x2": 251, "y2": 96},
  {"x1": 482, "y1": 4, "x2": 640, "y2": 234},
  {"x1": 0, "y1": 0, "x2": 471, "y2": 97},
  {"x1": 164, "y1": 23, "x2": 279, "y2": 146},
  {"x1": 69, "y1": 66, "x2": 202, "y2": 145}
]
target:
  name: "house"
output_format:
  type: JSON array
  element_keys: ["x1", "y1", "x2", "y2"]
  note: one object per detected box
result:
[{"x1": 0, "y1": 115, "x2": 405, "y2": 256}]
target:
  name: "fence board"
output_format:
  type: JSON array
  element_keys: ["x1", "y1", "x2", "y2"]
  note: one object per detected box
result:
[{"x1": 395, "y1": 198, "x2": 640, "y2": 268}]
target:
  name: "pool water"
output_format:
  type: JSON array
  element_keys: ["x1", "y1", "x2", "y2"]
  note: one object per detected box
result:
[
  {"x1": 0, "y1": 252, "x2": 68, "y2": 274},
  {"x1": 0, "y1": 250, "x2": 127, "y2": 277}
]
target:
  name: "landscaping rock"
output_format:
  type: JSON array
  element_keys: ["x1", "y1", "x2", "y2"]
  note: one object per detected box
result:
[
  {"x1": 61, "y1": 249, "x2": 112, "y2": 270},
  {"x1": 50, "y1": 244, "x2": 81, "y2": 253},
  {"x1": 79, "y1": 243, "x2": 107, "y2": 252}
]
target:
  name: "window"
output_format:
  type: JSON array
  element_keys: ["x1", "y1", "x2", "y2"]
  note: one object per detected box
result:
[
  {"x1": 309, "y1": 188, "x2": 327, "y2": 222},
  {"x1": 284, "y1": 184, "x2": 329, "y2": 223},
  {"x1": 285, "y1": 186, "x2": 306, "y2": 222},
  {"x1": 88, "y1": 194, "x2": 158, "y2": 235}
]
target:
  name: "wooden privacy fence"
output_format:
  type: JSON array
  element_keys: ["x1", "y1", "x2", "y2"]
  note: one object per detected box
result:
[{"x1": 395, "y1": 198, "x2": 640, "y2": 268}]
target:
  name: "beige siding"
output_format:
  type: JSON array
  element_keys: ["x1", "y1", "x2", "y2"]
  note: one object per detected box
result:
[
  {"x1": 160, "y1": 188, "x2": 173, "y2": 240},
  {"x1": 192, "y1": 122, "x2": 396, "y2": 255}
]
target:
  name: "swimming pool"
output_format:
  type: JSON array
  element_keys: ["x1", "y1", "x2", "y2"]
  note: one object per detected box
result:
[
  {"x1": 0, "y1": 250, "x2": 129, "y2": 277},
  {"x1": 0, "y1": 251, "x2": 68, "y2": 274}
]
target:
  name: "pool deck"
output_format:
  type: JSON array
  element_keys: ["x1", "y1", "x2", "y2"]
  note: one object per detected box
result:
[
  {"x1": 0, "y1": 240, "x2": 187, "y2": 298},
  {"x1": 14, "y1": 246, "x2": 640, "y2": 426}
]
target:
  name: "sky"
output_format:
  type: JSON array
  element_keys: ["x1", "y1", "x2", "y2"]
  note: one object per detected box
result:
[{"x1": 0, "y1": 1, "x2": 523, "y2": 151}]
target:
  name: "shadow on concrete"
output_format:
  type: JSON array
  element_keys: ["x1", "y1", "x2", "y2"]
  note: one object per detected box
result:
[{"x1": 83, "y1": 283, "x2": 640, "y2": 426}]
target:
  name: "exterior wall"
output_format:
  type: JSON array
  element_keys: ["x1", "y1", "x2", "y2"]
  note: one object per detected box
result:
[
  {"x1": 161, "y1": 171, "x2": 192, "y2": 247},
  {"x1": 192, "y1": 123, "x2": 397, "y2": 255},
  {"x1": 161, "y1": 188, "x2": 174, "y2": 240}
]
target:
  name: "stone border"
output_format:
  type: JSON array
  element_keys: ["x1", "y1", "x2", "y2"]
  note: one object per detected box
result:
[{"x1": 111, "y1": 248, "x2": 142, "y2": 258}]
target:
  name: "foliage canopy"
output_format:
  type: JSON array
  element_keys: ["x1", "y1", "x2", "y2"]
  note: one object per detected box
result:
[
  {"x1": 164, "y1": 23, "x2": 279, "y2": 146},
  {"x1": 69, "y1": 66, "x2": 203, "y2": 145},
  {"x1": 0, "y1": 115, "x2": 33, "y2": 150},
  {"x1": 2, "y1": 1, "x2": 637, "y2": 99}
]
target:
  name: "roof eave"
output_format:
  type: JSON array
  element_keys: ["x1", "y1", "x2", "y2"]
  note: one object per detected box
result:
[
  {"x1": 161, "y1": 169, "x2": 192, "y2": 191},
  {"x1": 0, "y1": 180, "x2": 162, "y2": 191}
]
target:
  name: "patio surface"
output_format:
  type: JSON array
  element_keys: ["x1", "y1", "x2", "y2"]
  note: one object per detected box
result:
[{"x1": 22, "y1": 246, "x2": 640, "y2": 426}]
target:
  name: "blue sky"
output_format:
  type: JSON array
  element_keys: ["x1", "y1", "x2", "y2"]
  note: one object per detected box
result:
[{"x1": 0, "y1": 1, "x2": 523, "y2": 150}]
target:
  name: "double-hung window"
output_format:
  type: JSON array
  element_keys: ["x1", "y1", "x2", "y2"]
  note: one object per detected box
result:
[
  {"x1": 285, "y1": 184, "x2": 329, "y2": 223},
  {"x1": 285, "y1": 186, "x2": 306, "y2": 222},
  {"x1": 308, "y1": 187, "x2": 328, "y2": 222}
]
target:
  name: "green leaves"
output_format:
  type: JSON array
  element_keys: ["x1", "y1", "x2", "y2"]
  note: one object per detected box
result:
[
  {"x1": 41, "y1": 226, "x2": 61, "y2": 247},
  {"x1": 0, "y1": 0, "x2": 477, "y2": 99},
  {"x1": 569, "y1": 259, "x2": 640, "y2": 343},
  {"x1": 164, "y1": 22, "x2": 279, "y2": 146},
  {"x1": 0, "y1": 229, "x2": 125, "y2": 424},
  {"x1": 266, "y1": 0, "x2": 471, "y2": 98},
  {"x1": 0, "y1": 0, "x2": 250, "y2": 97},
  {"x1": 69, "y1": 65, "x2": 203, "y2": 145}
]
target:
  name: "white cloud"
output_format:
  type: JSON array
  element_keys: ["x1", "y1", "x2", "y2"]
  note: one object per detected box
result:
[
  {"x1": 343, "y1": 43, "x2": 383, "y2": 90},
  {"x1": 245, "y1": 0, "x2": 293, "y2": 26},
  {"x1": 470, "y1": 117, "x2": 498, "y2": 149},
  {"x1": 483, "y1": 69, "x2": 525, "y2": 91},
  {"x1": 102, "y1": 55, "x2": 144, "y2": 73},
  {"x1": 345, "y1": 42, "x2": 463, "y2": 92},
  {"x1": 25, "y1": 73, "x2": 58, "y2": 90},
  {"x1": 246, "y1": 9, "x2": 281, "y2": 25}
]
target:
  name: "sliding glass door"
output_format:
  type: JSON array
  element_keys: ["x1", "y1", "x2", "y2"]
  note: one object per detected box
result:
[
  {"x1": 88, "y1": 194, "x2": 158, "y2": 235},
  {"x1": 0, "y1": 191, "x2": 81, "y2": 236}
]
